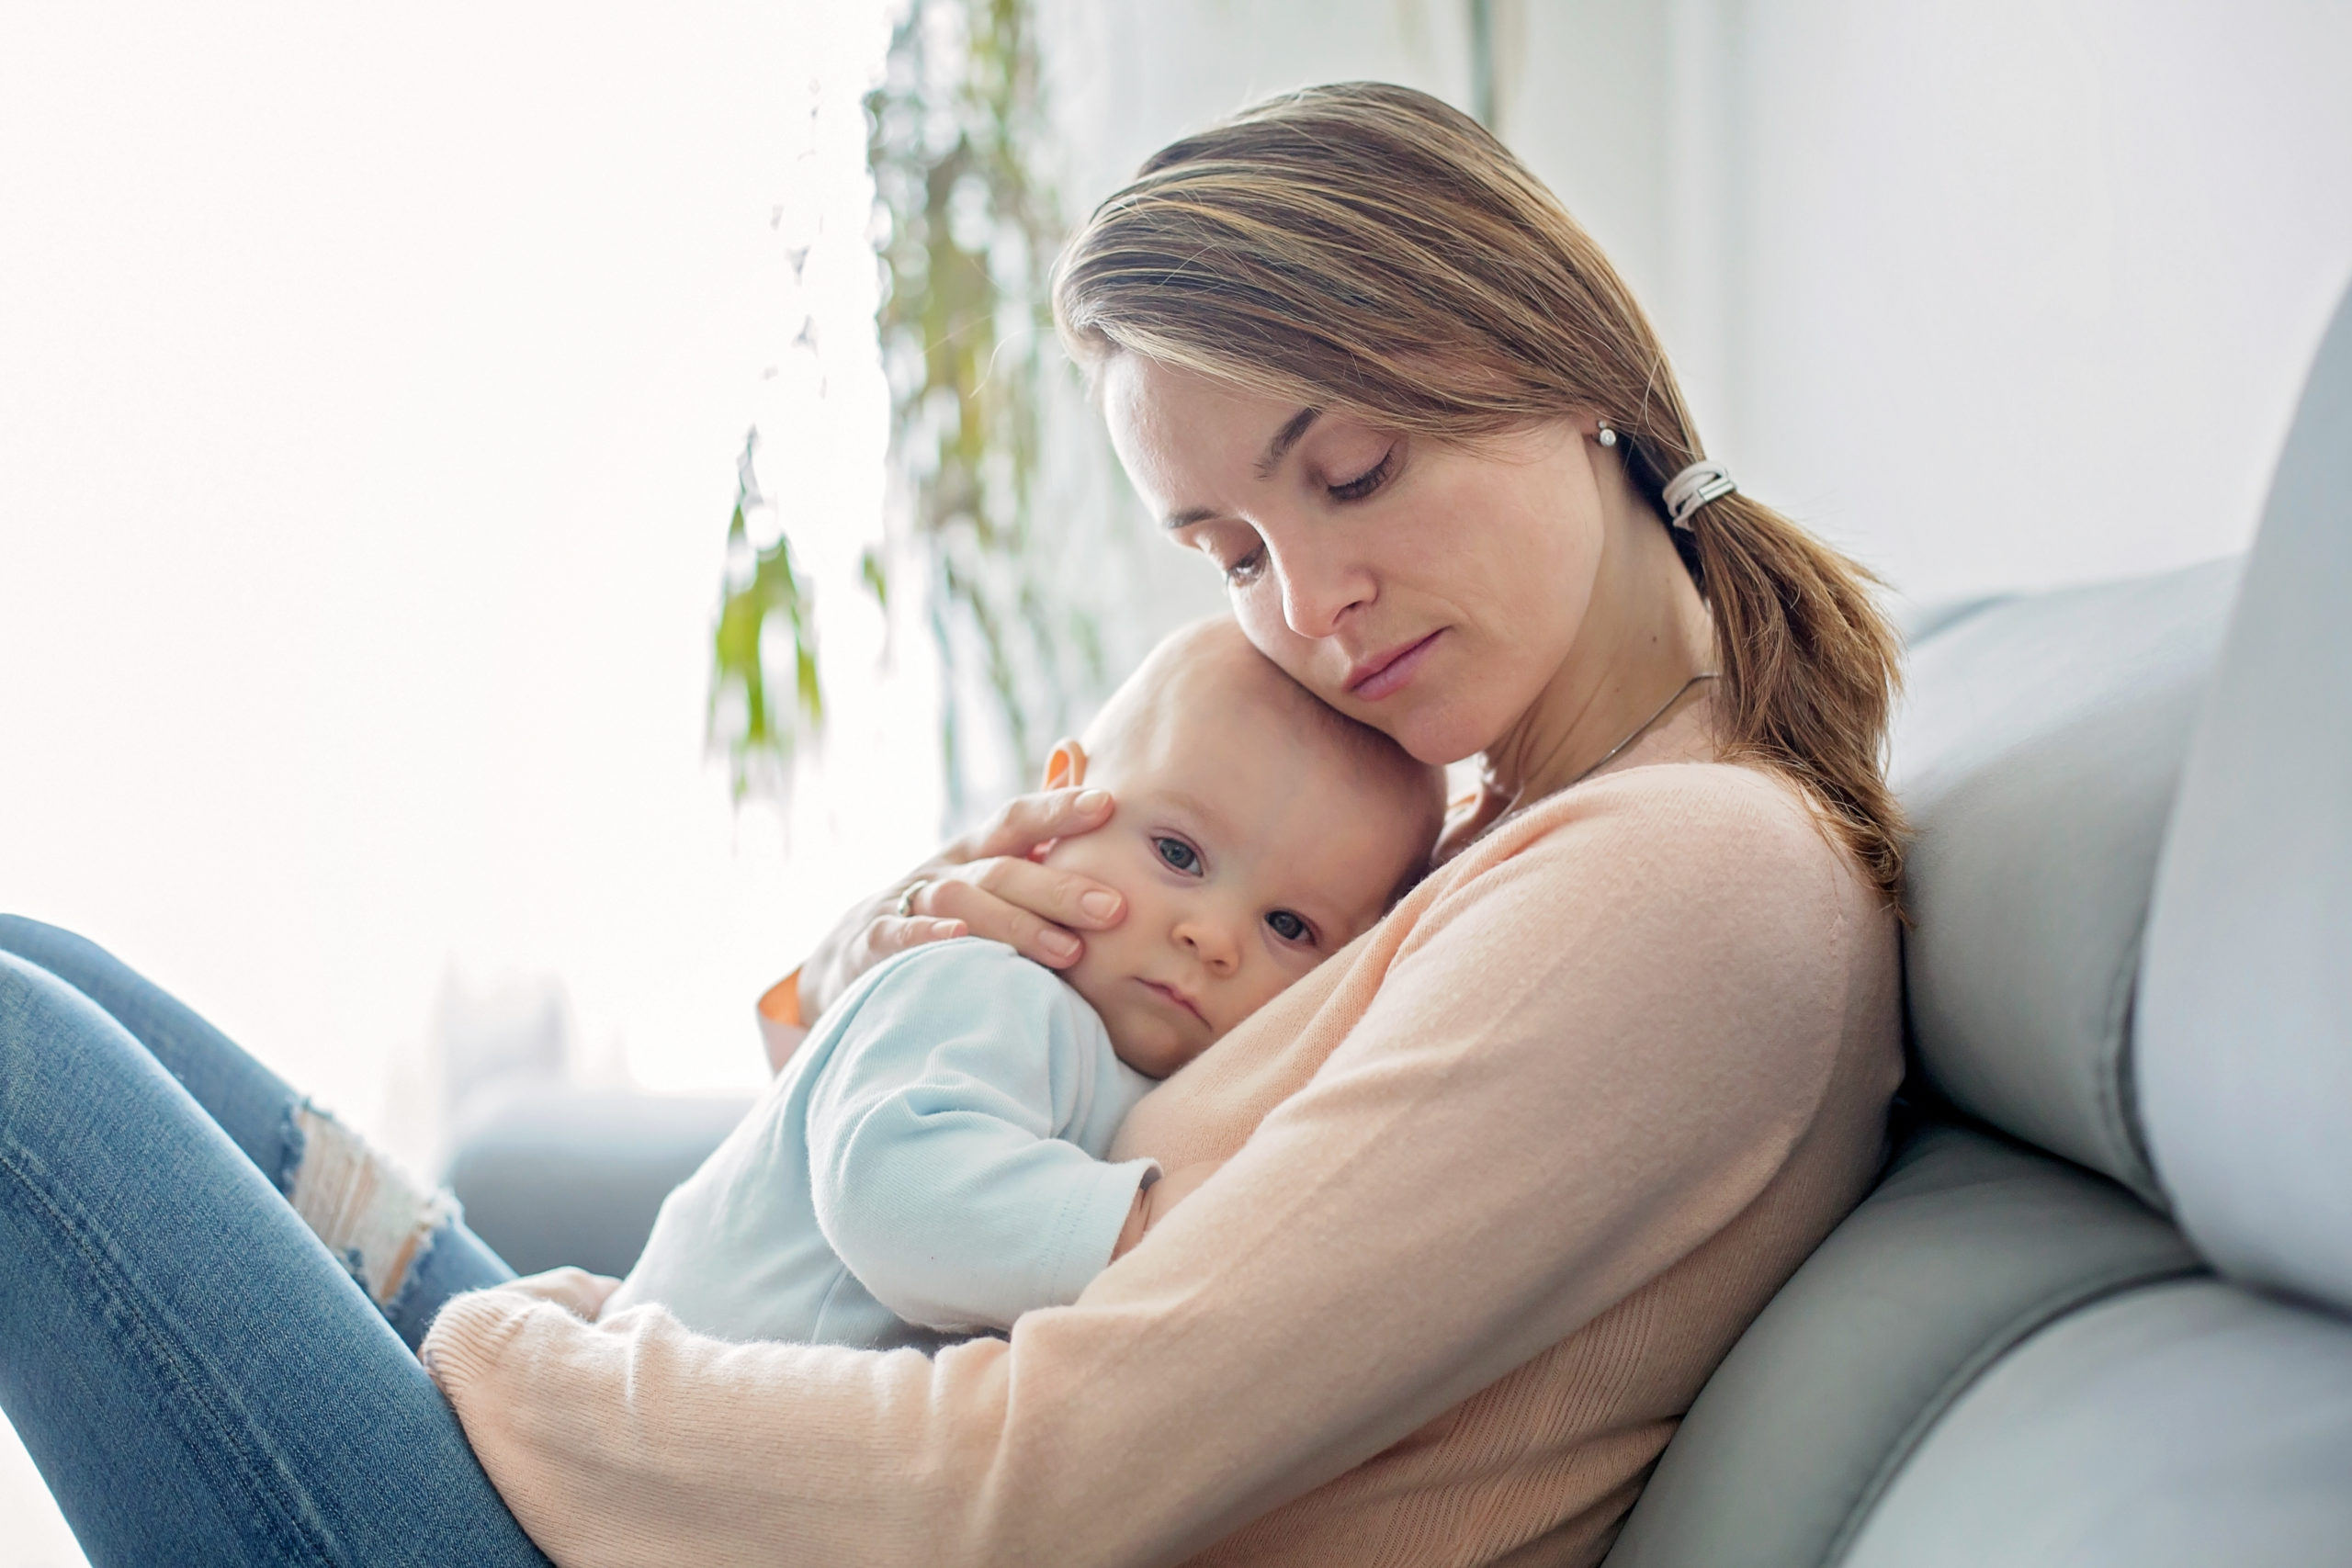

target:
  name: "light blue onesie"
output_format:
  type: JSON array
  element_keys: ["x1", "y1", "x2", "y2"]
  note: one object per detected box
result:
[{"x1": 606, "y1": 938, "x2": 1159, "y2": 1349}]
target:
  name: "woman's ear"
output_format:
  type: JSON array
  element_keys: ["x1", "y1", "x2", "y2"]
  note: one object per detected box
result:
[{"x1": 1042, "y1": 739, "x2": 1089, "y2": 791}]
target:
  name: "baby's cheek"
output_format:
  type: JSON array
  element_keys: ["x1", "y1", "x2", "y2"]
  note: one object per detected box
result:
[{"x1": 1057, "y1": 948, "x2": 1114, "y2": 1016}]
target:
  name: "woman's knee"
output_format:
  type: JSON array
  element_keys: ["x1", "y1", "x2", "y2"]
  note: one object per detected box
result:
[
  {"x1": 0, "y1": 946, "x2": 109, "y2": 1065},
  {"x1": 0, "y1": 948, "x2": 153, "y2": 1139},
  {"x1": 0, "y1": 915, "x2": 115, "y2": 991}
]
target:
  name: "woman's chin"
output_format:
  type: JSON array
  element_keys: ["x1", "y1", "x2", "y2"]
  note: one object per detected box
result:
[{"x1": 1354, "y1": 700, "x2": 1494, "y2": 769}]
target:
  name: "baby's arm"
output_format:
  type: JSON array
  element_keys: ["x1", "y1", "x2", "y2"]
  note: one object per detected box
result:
[
  {"x1": 804, "y1": 943, "x2": 1159, "y2": 1335},
  {"x1": 1111, "y1": 1159, "x2": 1227, "y2": 1259}
]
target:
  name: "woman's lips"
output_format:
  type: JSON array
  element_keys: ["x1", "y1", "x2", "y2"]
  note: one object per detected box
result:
[
  {"x1": 1136, "y1": 978, "x2": 1207, "y2": 1026},
  {"x1": 1346, "y1": 630, "x2": 1442, "y2": 701}
]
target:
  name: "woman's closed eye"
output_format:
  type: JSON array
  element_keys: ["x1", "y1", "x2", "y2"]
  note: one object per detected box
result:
[
  {"x1": 1202, "y1": 533, "x2": 1268, "y2": 587},
  {"x1": 1327, "y1": 444, "x2": 1396, "y2": 503},
  {"x1": 1153, "y1": 835, "x2": 1204, "y2": 874}
]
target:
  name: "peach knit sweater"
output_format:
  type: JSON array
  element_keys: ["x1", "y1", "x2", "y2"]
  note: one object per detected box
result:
[{"x1": 424, "y1": 746, "x2": 1902, "y2": 1568}]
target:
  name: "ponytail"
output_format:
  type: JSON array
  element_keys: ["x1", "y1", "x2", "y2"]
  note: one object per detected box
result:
[{"x1": 1679, "y1": 491, "x2": 1905, "y2": 897}]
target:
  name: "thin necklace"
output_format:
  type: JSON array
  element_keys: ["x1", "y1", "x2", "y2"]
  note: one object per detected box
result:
[
  {"x1": 1565, "y1": 671, "x2": 1721, "y2": 789},
  {"x1": 1463, "y1": 670, "x2": 1722, "y2": 854}
]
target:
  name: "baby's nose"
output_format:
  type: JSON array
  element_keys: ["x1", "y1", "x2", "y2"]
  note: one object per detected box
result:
[{"x1": 1173, "y1": 911, "x2": 1242, "y2": 973}]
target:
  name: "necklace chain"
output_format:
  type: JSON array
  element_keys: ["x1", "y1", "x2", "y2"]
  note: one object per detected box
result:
[
  {"x1": 1564, "y1": 671, "x2": 1721, "y2": 789},
  {"x1": 1460, "y1": 671, "x2": 1723, "y2": 856}
]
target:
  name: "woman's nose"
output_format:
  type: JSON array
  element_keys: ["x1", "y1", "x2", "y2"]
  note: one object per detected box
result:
[{"x1": 1268, "y1": 535, "x2": 1374, "y2": 641}]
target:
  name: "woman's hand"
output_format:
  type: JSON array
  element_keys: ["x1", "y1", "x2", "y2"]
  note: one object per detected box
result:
[
  {"x1": 501, "y1": 1267, "x2": 623, "y2": 1322},
  {"x1": 796, "y1": 786, "x2": 1127, "y2": 1023}
]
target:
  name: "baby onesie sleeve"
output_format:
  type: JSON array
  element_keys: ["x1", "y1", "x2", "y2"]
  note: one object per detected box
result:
[{"x1": 803, "y1": 940, "x2": 1159, "y2": 1335}]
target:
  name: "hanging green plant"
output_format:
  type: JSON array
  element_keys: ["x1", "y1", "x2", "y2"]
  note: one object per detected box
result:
[
  {"x1": 707, "y1": 0, "x2": 1102, "y2": 814},
  {"x1": 709, "y1": 429, "x2": 821, "y2": 802},
  {"x1": 867, "y1": 0, "x2": 1102, "y2": 810}
]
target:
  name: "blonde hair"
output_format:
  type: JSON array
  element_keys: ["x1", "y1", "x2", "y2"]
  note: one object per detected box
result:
[{"x1": 1053, "y1": 82, "x2": 1905, "y2": 900}]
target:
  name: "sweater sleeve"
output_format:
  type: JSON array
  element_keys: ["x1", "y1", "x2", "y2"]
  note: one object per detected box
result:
[
  {"x1": 805, "y1": 942, "x2": 1157, "y2": 1332},
  {"x1": 424, "y1": 774, "x2": 1863, "y2": 1568}
]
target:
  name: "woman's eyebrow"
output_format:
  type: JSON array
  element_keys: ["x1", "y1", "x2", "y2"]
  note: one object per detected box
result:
[
  {"x1": 1160, "y1": 407, "x2": 1319, "y2": 529},
  {"x1": 1255, "y1": 408, "x2": 1320, "y2": 479}
]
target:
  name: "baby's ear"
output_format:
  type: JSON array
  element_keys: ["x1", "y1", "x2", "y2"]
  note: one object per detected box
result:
[{"x1": 1042, "y1": 739, "x2": 1089, "y2": 792}]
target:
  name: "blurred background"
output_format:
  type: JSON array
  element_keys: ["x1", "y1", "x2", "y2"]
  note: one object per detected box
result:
[{"x1": 3, "y1": 2, "x2": 2349, "y2": 1561}]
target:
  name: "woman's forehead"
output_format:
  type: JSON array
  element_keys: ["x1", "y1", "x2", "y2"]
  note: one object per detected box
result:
[{"x1": 1103, "y1": 356, "x2": 1290, "y2": 472}]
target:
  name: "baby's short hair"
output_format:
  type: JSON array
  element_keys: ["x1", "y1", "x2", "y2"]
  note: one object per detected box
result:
[{"x1": 1086, "y1": 619, "x2": 1445, "y2": 901}]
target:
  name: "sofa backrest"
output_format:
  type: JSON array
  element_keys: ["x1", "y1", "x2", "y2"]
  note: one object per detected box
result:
[
  {"x1": 1891, "y1": 557, "x2": 2237, "y2": 1203},
  {"x1": 2137, "y1": 283, "x2": 2352, "y2": 1314},
  {"x1": 1606, "y1": 281, "x2": 2352, "y2": 1567}
]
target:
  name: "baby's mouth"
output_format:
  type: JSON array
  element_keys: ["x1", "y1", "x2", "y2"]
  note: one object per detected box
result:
[{"x1": 1135, "y1": 977, "x2": 1207, "y2": 1027}]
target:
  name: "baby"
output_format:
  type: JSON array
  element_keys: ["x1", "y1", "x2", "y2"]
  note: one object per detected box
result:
[{"x1": 606, "y1": 619, "x2": 1442, "y2": 1349}]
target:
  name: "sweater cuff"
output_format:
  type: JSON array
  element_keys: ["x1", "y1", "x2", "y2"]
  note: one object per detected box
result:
[
  {"x1": 1040, "y1": 1156, "x2": 1162, "y2": 1306},
  {"x1": 420, "y1": 1284, "x2": 540, "y2": 1401}
]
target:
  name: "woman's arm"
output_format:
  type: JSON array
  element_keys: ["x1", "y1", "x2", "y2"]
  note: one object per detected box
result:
[{"x1": 427, "y1": 776, "x2": 1884, "y2": 1568}]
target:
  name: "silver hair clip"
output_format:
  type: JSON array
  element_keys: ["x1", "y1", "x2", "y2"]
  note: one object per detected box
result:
[{"x1": 1662, "y1": 461, "x2": 1736, "y2": 531}]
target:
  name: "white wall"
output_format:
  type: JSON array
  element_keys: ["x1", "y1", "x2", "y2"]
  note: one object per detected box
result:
[
  {"x1": 1054, "y1": 1, "x2": 2352, "y2": 606},
  {"x1": 1046, "y1": 0, "x2": 1476, "y2": 209},
  {"x1": 1502, "y1": 0, "x2": 2352, "y2": 604},
  {"x1": 0, "y1": 0, "x2": 923, "y2": 1117}
]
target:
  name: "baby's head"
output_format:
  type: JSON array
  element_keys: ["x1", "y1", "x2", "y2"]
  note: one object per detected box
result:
[{"x1": 1039, "y1": 619, "x2": 1443, "y2": 1077}]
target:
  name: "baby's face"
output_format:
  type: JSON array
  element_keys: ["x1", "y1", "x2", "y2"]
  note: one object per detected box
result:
[{"x1": 1044, "y1": 676, "x2": 1430, "y2": 1078}]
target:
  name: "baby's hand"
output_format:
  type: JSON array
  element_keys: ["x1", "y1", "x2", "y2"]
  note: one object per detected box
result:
[{"x1": 1111, "y1": 1159, "x2": 1227, "y2": 1260}]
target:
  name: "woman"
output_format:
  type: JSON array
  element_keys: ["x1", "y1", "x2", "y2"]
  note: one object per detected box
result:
[{"x1": 1, "y1": 84, "x2": 1902, "y2": 1567}]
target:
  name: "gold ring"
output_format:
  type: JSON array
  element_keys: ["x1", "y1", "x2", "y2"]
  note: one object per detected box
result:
[{"x1": 894, "y1": 879, "x2": 932, "y2": 919}]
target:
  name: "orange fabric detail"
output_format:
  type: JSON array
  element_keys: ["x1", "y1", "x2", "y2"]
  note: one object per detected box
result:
[{"x1": 759, "y1": 969, "x2": 804, "y2": 1030}]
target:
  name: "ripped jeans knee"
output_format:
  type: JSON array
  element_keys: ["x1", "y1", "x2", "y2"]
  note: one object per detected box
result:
[{"x1": 280, "y1": 1100, "x2": 459, "y2": 1325}]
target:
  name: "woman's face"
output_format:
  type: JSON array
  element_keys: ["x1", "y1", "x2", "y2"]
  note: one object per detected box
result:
[{"x1": 1102, "y1": 355, "x2": 1607, "y2": 766}]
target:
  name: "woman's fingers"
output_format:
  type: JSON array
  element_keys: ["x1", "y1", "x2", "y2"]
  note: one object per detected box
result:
[
  {"x1": 909, "y1": 852, "x2": 1130, "y2": 970},
  {"x1": 503, "y1": 1267, "x2": 625, "y2": 1321},
  {"x1": 918, "y1": 874, "x2": 1087, "y2": 968},
  {"x1": 851, "y1": 916, "x2": 967, "y2": 975},
  {"x1": 958, "y1": 852, "x2": 1126, "y2": 931},
  {"x1": 956, "y1": 786, "x2": 1116, "y2": 863}
]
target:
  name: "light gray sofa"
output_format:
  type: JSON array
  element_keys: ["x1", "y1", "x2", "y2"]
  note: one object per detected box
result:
[
  {"x1": 449, "y1": 286, "x2": 2352, "y2": 1563},
  {"x1": 1603, "y1": 281, "x2": 2352, "y2": 1564}
]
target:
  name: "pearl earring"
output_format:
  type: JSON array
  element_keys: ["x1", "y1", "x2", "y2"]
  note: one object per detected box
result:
[{"x1": 1596, "y1": 422, "x2": 1619, "y2": 448}]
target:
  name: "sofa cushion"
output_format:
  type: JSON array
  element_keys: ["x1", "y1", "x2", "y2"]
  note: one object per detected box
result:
[
  {"x1": 1890, "y1": 558, "x2": 2239, "y2": 1201},
  {"x1": 2137, "y1": 282, "x2": 2352, "y2": 1313},
  {"x1": 1602, "y1": 1122, "x2": 2199, "y2": 1568},
  {"x1": 444, "y1": 1088, "x2": 750, "y2": 1278},
  {"x1": 1836, "y1": 1280, "x2": 2352, "y2": 1568}
]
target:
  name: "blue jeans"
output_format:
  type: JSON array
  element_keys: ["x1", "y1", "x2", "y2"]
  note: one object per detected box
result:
[{"x1": 0, "y1": 917, "x2": 552, "y2": 1567}]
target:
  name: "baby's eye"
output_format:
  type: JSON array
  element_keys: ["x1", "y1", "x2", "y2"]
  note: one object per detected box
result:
[
  {"x1": 1265, "y1": 909, "x2": 1314, "y2": 944},
  {"x1": 1153, "y1": 836, "x2": 1202, "y2": 874}
]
